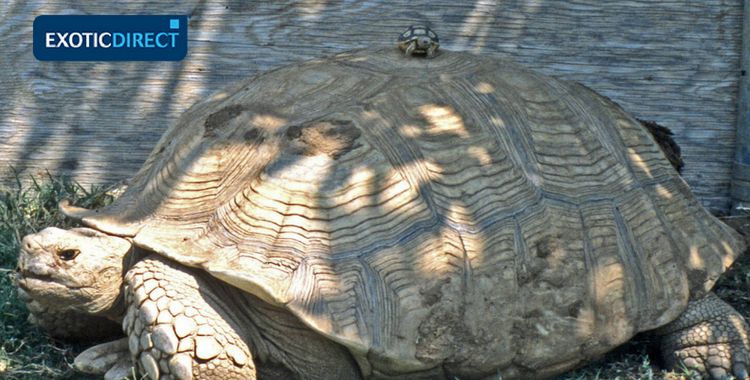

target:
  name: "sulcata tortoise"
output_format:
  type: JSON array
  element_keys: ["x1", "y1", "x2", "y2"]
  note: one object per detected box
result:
[
  {"x1": 16, "y1": 46, "x2": 750, "y2": 380},
  {"x1": 397, "y1": 25, "x2": 440, "y2": 57}
]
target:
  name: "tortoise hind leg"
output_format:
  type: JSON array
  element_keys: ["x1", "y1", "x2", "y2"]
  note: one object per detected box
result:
[{"x1": 658, "y1": 292, "x2": 750, "y2": 379}]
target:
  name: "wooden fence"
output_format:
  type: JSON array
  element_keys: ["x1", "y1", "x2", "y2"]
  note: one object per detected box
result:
[{"x1": 0, "y1": 0, "x2": 743, "y2": 212}]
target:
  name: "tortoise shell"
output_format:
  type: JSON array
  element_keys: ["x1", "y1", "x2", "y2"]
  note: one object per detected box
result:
[
  {"x1": 62, "y1": 47, "x2": 743, "y2": 378},
  {"x1": 398, "y1": 25, "x2": 439, "y2": 44}
]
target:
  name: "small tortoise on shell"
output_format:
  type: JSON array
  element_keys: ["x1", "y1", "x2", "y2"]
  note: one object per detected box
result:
[
  {"x1": 397, "y1": 25, "x2": 439, "y2": 57},
  {"x1": 17, "y1": 47, "x2": 750, "y2": 380}
]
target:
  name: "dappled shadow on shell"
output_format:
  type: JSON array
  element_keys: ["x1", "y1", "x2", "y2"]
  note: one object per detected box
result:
[{"x1": 60, "y1": 47, "x2": 745, "y2": 379}]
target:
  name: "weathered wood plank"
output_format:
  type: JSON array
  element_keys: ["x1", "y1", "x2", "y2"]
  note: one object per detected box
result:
[{"x1": 0, "y1": 0, "x2": 742, "y2": 212}]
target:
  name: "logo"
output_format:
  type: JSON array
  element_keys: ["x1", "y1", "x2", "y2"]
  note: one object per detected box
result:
[{"x1": 34, "y1": 15, "x2": 188, "y2": 61}]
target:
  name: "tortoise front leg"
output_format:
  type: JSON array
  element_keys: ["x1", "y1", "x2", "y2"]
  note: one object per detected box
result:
[
  {"x1": 123, "y1": 256, "x2": 257, "y2": 380},
  {"x1": 404, "y1": 41, "x2": 416, "y2": 56},
  {"x1": 658, "y1": 292, "x2": 750, "y2": 379},
  {"x1": 122, "y1": 255, "x2": 362, "y2": 380},
  {"x1": 426, "y1": 44, "x2": 437, "y2": 58}
]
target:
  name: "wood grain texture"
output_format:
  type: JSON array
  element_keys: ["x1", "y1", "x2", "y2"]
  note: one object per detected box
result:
[
  {"x1": 0, "y1": 0, "x2": 742, "y2": 213},
  {"x1": 62, "y1": 47, "x2": 744, "y2": 379}
]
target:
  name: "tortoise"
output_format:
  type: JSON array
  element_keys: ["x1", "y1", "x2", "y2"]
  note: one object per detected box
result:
[
  {"x1": 16, "y1": 46, "x2": 750, "y2": 380},
  {"x1": 397, "y1": 25, "x2": 439, "y2": 57}
]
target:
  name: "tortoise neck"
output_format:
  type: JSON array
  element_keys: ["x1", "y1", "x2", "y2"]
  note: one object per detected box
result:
[{"x1": 99, "y1": 245, "x2": 148, "y2": 321}]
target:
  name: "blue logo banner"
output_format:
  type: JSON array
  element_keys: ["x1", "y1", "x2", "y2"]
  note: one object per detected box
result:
[{"x1": 34, "y1": 15, "x2": 188, "y2": 61}]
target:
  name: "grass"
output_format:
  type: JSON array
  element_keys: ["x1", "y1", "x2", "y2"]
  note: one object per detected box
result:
[
  {"x1": 0, "y1": 172, "x2": 116, "y2": 380},
  {"x1": 0, "y1": 173, "x2": 748, "y2": 380}
]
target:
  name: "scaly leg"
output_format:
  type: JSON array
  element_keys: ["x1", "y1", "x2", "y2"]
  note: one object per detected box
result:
[
  {"x1": 404, "y1": 41, "x2": 416, "y2": 56},
  {"x1": 658, "y1": 292, "x2": 750, "y2": 379},
  {"x1": 124, "y1": 256, "x2": 257, "y2": 380},
  {"x1": 123, "y1": 255, "x2": 362, "y2": 380},
  {"x1": 426, "y1": 44, "x2": 437, "y2": 58}
]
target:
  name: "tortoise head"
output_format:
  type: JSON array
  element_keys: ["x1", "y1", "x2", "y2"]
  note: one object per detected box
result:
[
  {"x1": 416, "y1": 36, "x2": 432, "y2": 49},
  {"x1": 16, "y1": 227, "x2": 132, "y2": 316}
]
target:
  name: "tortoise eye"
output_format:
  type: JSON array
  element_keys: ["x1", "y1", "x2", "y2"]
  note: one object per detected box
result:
[{"x1": 58, "y1": 249, "x2": 80, "y2": 261}]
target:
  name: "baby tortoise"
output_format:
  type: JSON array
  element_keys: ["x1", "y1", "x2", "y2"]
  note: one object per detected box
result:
[{"x1": 397, "y1": 25, "x2": 439, "y2": 57}]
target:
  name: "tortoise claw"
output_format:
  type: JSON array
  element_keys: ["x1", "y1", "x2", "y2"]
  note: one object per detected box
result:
[{"x1": 75, "y1": 338, "x2": 132, "y2": 376}]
